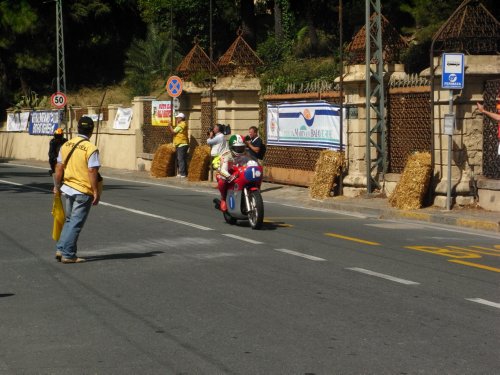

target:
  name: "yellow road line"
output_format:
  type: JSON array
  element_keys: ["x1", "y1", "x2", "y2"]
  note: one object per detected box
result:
[
  {"x1": 448, "y1": 259, "x2": 500, "y2": 273},
  {"x1": 263, "y1": 220, "x2": 293, "y2": 228},
  {"x1": 325, "y1": 233, "x2": 380, "y2": 246},
  {"x1": 265, "y1": 217, "x2": 358, "y2": 220}
]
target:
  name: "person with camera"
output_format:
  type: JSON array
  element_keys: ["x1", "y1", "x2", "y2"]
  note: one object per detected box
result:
[
  {"x1": 245, "y1": 126, "x2": 263, "y2": 160},
  {"x1": 207, "y1": 123, "x2": 228, "y2": 157}
]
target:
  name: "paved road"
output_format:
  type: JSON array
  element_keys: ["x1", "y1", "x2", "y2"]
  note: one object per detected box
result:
[{"x1": 1, "y1": 163, "x2": 499, "y2": 374}]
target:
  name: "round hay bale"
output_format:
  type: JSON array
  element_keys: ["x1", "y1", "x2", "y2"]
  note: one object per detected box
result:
[
  {"x1": 309, "y1": 150, "x2": 345, "y2": 199},
  {"x1": 188, "y1": 145, "x2": 211, "y2": 181},
  {"x1": 389, "y1": 152, "x2": 432, "y2": 209},
  {"x1": 150, "y1": 144, "x2": 176, "y2": 177}
]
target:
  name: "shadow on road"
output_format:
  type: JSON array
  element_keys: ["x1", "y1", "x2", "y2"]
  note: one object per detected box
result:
[{"x1": 83, "y1": 251, "x2": 164, "y2": 262}]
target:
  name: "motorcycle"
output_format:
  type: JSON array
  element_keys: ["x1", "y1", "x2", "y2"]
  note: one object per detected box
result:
[{"x1": 213, "y1": 158, "x2": 264, "y2": 230}]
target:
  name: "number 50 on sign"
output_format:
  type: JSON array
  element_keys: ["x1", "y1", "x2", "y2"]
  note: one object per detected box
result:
[{"x1": 51, "y1": 92, "x2": 67, "y2": 108}]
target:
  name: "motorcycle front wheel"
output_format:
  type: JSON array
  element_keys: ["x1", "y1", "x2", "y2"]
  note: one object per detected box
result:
[
  {"x1": 223, "y1": 211, "x2": 237, "y2": 225},
  {"x1": 247, "y1": 190, "x2": 264, "y2": 230}
]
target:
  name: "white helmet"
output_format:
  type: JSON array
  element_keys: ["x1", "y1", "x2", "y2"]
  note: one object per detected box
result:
[{"x1": 228, "y1": 134, "x2": 246, "y2": 156}]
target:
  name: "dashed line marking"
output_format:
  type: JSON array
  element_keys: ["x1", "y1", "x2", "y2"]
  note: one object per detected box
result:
[
  {"x1": 274, "y1": 248, "x2": 326, "y2": 261},
  {"x1": 346, "y1": 267, "x2": 420, "y2": 285},
  {"x1": 465, "y1": 298, "x2": 500, "y2": 309},
  {"x1": 325, "y1": 233, "x2": 380, "y2": 246},
  {"x1": 221, "y1": 234, "x2": 263, "y2": 244},
  {"x1": 99, "y1": 202, "x2": 213, "y2": 231}
]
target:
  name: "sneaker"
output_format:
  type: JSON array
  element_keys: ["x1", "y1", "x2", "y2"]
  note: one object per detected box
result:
[
  {"x1": 55, "y1": 251, "x2": 62, "y2": 262},
  {"x1": 61, "y1": 257, "x2": 86, "y2": 264},
  {"x1": 220, "y1": 200, "x2": 227, "y2": 212},
  {"x1": 179, "y1": 175, "x2": 186, "y2": 178}
]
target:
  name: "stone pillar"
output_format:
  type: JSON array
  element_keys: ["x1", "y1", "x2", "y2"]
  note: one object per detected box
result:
[{"x1": 339, "y1": 63, "x2": 406, "y2": 197}]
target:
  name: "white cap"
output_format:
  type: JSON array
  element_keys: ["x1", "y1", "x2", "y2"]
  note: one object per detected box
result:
[{"x1": 175, "y1": 112, "x2": 185, "y2": 119}]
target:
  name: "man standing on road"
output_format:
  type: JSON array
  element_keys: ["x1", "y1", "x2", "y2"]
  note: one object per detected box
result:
[
  {"x1": 169, "y1": 113, "x2": 189, "y2": 177},
  {"x1": 53, "y1": 116, "x2": 101, "y2": 264},
  {"x1": 245, "y1": 126, "x2": 263, "y2": 160}
]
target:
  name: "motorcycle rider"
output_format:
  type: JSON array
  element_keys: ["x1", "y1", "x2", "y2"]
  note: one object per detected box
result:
[{"x1": 216, "y1": 134, "x2": 247, "y2": 212}]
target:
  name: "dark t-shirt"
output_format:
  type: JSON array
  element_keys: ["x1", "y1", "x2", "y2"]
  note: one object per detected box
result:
[{"x1": 248, "y1": 136, "x2": 263, "y2": 159}]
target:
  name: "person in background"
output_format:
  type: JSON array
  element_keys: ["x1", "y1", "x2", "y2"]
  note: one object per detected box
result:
[
  {"x1": 48, "y1": 128, "x2": 67, "y2": 176},
  {"x1": 244, "y1": 126, "x2": 263, "y2": 160},
  {"x1": 53, "y1": 116, "x2": 101, "y2": 264},
  {"x1": 207, "y1": 123, "x2": 228, "y2": 157},
  {"x1": 476, "y1": 102, "x2": 500, "y2": 121},
  {"x1": 168, "y1": 113, "x2": 189, "y2": 178}
]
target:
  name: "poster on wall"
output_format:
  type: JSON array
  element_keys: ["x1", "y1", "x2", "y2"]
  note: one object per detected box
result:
[
  {"x1": 266, "y1": 101, "x2": 346, "y2": 149},
  {"x1": 113, "y1": 107, "x2": 133, "y2": 130},
  {"x1": 7, "y1": 112, "x2": 30, "y2": 131},
  {"x1": 88, "y1": 113, "x2": 103, "y2": 123},
  {"x1": 28, "y1": 110, "x2": 61, "y2": 135},
  {"x1": 151, "y1": 101, "x2": 172, "y2": 126}
]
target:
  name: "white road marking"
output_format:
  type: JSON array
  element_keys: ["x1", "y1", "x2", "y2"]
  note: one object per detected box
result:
[
  {"x1": 346, "y1": 267, "x2": 420, "y2": 285},
  {"x1": 274, "y1": 248, "x2": 326, "y2": 261},
  {"x1": 279, "y1": 203, "x2": 368, "y2": 218},
  {"x1": 366, "y1": 223, "x2": 425, "y2": 229},
  {"x1": 0, "y1": 179, "x2": 46, "y2": 192},
  {"x1": 222, "y1": 234, "x2": 263, "y2": 244},
  {"x1": 99, "y1": 202, "x2": 213, "y2": 231},
  {"x1": 465, "y1": 298, "x2": 500, "y2": 309},
  {"x1": 0, "y1": 178, "x2": 214, "y2": 231}
]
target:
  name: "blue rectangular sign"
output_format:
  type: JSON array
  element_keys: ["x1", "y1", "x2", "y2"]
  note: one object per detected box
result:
[
  {"x1": 28, "y1": 110, "x2": 61, "y2": 135},
  {"x1": 441, "y1": 53, "x2": 464, "y2": 89}
]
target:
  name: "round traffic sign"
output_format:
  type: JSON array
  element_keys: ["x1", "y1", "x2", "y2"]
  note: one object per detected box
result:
[
  {"x1": 166, "y1": 75, "x2": 183, "y2": 98},
  {"x1": 51, "y1": 92, "x2": 67, "y2": 108}
]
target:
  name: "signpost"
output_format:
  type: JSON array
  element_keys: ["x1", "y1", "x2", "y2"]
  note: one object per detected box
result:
[
  {"x1": 166, "y1": 75, "x2": 183, "y2": 128},
  {"x1": 441, "y1": 53, "x2": 465, "y2": 210},
  {"x1": 50, "y1": 92, "x2": 67, "y2": 108}
]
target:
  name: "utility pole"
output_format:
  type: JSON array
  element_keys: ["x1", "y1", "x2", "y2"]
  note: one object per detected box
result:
[
  {"x1": 56, "y1": 0, "x2": 66, "y2": 94},
  {"x1": 209, "y1": 0, "x2": 214, "y2": 130},
  {"x1": 365, "y1": 0, "x2": 385, "y2": 193}
]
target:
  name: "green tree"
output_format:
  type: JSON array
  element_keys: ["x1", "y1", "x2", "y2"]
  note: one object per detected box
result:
[{"x1": 124, "y1": 25, "x2": 180, "y2": 96}]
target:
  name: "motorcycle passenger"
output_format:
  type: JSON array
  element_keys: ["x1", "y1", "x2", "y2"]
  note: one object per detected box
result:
[{"x1": 216, "y1": 134, "x2": 248, "y2": 212}]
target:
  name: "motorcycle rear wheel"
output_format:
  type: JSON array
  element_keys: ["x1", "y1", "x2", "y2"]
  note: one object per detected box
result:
[{"x1": 248, "y1": 191, "x2": 264, "y2": 230}]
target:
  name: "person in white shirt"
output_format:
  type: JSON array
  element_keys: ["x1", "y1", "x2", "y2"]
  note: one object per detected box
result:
[{"x1": 207, "y1": 124, "x2": 228, "y2": 157}]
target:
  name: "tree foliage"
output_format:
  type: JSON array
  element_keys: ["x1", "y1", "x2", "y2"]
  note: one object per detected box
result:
[{"x1": 1, "y1": 0, "x2": 500, "y2": 113}]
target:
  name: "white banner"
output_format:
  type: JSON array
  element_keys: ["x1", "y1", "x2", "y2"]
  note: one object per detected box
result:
[
  {"x1": 266, "y1": 101, "x2": 346, "y2": 149},
  {"x1": 113, "y1": 107, "x2": 133, "y2": 130},
  {"x1": 88, "y1": 113, "x2": 104, "y2": 122},
  {"x1": 7, "y1": 112, "x2": 30, "y2": 132}
]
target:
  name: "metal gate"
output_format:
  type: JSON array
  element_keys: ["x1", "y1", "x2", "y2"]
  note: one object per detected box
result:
[
  {"x1": 387, "y1": 89, "x2": 432, "y2": 173},
  {"x1": 142, "y1": 101, "x2": 172, "y2": 154},
  {"x1": 482, "y1": 80, "x2": 500, "y2": 179},
  {"x1": 200, "y1": 97, "x2": 216, "y2": 145}
]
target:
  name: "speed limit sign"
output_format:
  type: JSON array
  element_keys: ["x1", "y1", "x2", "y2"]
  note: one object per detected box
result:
[{"x1": 51, "y1": 92, "x2": 67, "y2": 108}]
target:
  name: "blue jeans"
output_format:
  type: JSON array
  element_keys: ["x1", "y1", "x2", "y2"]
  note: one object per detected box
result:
[
  {"x1": 176, "y1": 145, "x2": 189, "y2": 176},
  {"x1": 56, "y1": 194, "x2": 93, "y2": 259}
]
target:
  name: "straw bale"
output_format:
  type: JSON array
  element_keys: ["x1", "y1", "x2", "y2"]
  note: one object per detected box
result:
[
  {"x1": 309, "y1": 150, "x2": 345, "y2": 199},
  {"x1": 150, "y1": 144, "x2": 176, "y2": 177},
  {"x1": 188, "y1": 145, "x2": 211, "y2": 181},
  {"x1": 389, "y1": 152, "x2": 432, "y2": 210}
]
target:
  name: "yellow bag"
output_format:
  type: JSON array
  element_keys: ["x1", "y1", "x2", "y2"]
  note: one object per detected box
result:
[
  {"x1": 52, "y1": 193, "x2": 65, "y2": 241},
  {"x1": 211, "y1": 155, "x2": 221, "y2": 170}
]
